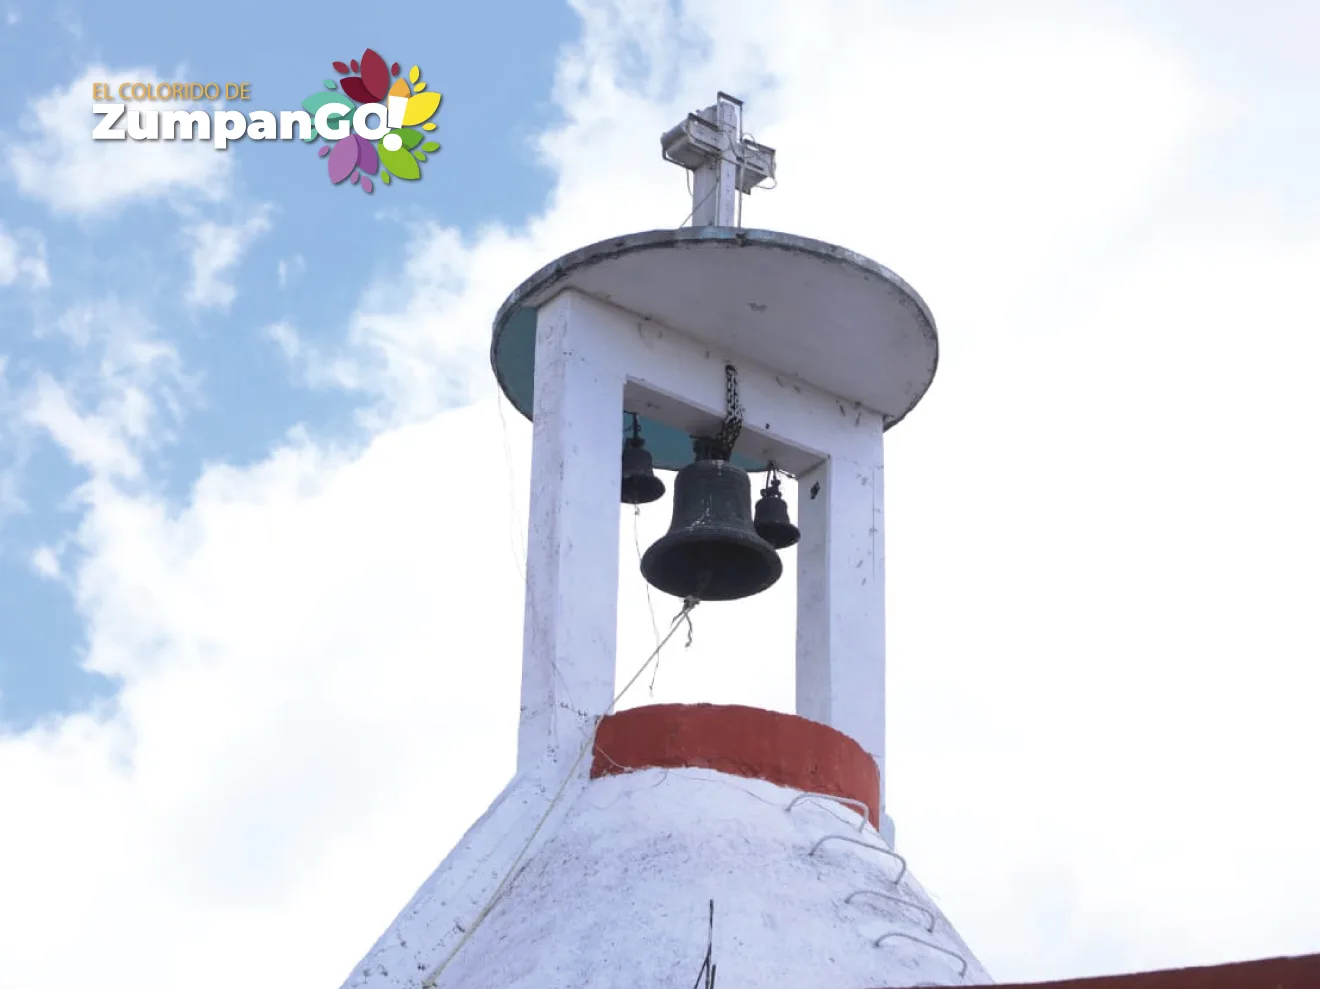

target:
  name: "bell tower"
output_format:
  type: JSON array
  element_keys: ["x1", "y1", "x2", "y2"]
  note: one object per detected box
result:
[
  {"x1": 341, "y1": 92, "x2": 983, "y2": 989},
  {"x1": 490, "y1": 92, "x2": 935, "y2": 845}
]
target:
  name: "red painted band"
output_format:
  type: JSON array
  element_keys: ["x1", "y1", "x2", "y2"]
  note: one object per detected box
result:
[{"x1": 590, "y1": 703, "x2": 880, "y2": 827}]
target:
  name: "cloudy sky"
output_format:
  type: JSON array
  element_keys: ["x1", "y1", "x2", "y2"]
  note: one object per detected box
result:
[{"x1": 1, "y1": 1, "x2": 1318, "y2": 987}]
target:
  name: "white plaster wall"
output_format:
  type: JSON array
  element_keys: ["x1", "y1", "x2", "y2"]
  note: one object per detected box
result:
[{"x1": 425, "y1": 769, "x2": 989, "y2": 989}]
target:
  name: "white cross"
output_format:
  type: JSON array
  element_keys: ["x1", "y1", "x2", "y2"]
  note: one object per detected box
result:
[{"x1": 661, "y1": 92, "x2": 776, "y2": 227}]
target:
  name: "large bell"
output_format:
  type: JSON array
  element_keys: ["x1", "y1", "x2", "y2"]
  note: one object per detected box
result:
[
  {"x1": 754, "y1": 476, "x2": 801, "y2": 549},
  {"x1": 620, "y1": 434, "x2": 665, "y2": 505},
  {"x1": 641, "y1": 459, "x2": 783, "y2": 601}
]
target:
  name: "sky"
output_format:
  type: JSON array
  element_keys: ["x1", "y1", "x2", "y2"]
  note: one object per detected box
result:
[{"x1": 0, "y1": 0, "x2": 1318, "y2": 986}]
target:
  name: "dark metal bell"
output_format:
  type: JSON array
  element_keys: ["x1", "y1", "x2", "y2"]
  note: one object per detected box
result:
[
  {"x1": 620, "y1": 436, "x2": 666, "y2": 505},
  {"x1": 754, "y1": 477, "x2": 801, "y2": 549},
  {"x1": 641, "y1": 459, "x2": 783, "y2": 601}
]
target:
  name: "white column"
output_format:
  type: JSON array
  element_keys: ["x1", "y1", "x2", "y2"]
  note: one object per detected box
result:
[
  {"x1": 794, "y1": 446, "x2": 888, "y2": 812},
  {"x1": 517, "y1": 291, "x2": 626, "y2": 774}
]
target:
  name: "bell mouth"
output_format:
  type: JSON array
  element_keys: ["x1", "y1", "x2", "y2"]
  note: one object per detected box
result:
[
  {"x1": 621, "y1": 476, "x2": 666, "y2": 505},
  {"x1": 756, "y1": 523, "x2": 801, "y2": 550},
  {"x1": 640, "y1": 531, "x2": 783, "y2": 602}
]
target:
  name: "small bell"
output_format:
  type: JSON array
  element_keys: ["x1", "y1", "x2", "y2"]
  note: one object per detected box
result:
[
  {"x1": 754, "y1": 475, "x2": 800, "y2": 549},
  {"x1": 620, "y1": 415, "x2": 665, "y2": 505}
]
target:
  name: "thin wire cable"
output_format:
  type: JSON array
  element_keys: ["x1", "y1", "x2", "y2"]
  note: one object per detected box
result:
[
  {"x1": 739, "y1": 129, "x2": 775, "y2": 227},
  {"x1": 745, "y1": 130, "x2": 778, "y2": 195},
  {"x1": 631, "y1": 505, "x2": 664, "y2": 693},
  {"x1": 676, "y1": 125, "x2": 737, "y2": 227},
  {"x1": 495, "y1": 391, "x2": 527, "y2": 580},
  {"x1": 496, "y1": 392, "x2": 578, "y2": 731},
  {"x1": 623, "y1": 413, "x2": 663, "y2": 691},
  {"x1": 678, "y1": 178, "x2": 721, "y2": 228},
  {"x1": 743, "y1": 130, "x2": 776, "y2": 198},
  {"x1": 676, "y1": 120, "x2": 777, "y2": 228},
  {"x1": 496, "y1": 395, "x2": 581, "y2": 730},
  {"x1": 420, "y1": 598, "x2": 700, "y2": 989}
]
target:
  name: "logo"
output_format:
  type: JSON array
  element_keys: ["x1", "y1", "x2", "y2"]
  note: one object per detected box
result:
[
  {"x1": 302, "y1": 48, "x2": 442, "y2": 194},
  {"x1": 88, "y1": 47, "x2": 441, "y2": 195}
]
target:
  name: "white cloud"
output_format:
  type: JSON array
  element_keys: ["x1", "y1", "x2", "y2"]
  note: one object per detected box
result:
[
  {"x1": 21, "y1": 300, "x2": 189, "y2": 480},
  {"x1": 0, "y1": 470, "x2": 21, "y2": 517},
  {"x1": 4, "y1": 6, "x2": 18, "y2": 26},
  {"x1": 0, "y1": 224, "x2": 49, "y2": 288},
  {"x1": 30, "y1": 545, "x2": 61, "y2": 579},
  {"x1": 182, "y1": 206, "x2": 273, "y2": 310},
  {"x1": 56, "y1": 7, "x2": 81, "y2": 39},
  {"x1": 276, "y1": 254, "x2": 305, "y2": 288},
  {"x1": 2, "y1": 4, "x2": 1320, "y2": 989},
  {"x1": 0, "y1": 407, "x2": 531, "y2": 989},
  {"x1": 263, "y1": 319, "x2": 366, "y2": 395},
  {"x1": 23, "y1": 373, "x2": 142, "y2": 479},
  {"x1": 264, "y1": 320, "x2": 301, "y2": 360},
  {"x1": 8, "y1": 65, "x2": 232, "y2": 216},
  {"x1": 0, "y1": 355, "x2": 25, "y2": 519}
]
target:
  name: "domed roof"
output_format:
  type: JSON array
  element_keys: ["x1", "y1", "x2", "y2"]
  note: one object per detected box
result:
[{"x1": 341, "y1": 761, "x2": 990, "y2": 989}]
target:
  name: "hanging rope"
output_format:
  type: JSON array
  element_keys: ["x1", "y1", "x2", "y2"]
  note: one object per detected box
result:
[
  {"x1": 631, "y1": 505, "x2": 664, "y2": 693},
  {"x1": 419, "y1": 598, "x2": 700, "y2": 989}
]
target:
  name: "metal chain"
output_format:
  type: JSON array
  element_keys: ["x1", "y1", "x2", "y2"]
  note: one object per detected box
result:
[{"x1": 715, "y1": 363, "x2": 744, "y2": 460}]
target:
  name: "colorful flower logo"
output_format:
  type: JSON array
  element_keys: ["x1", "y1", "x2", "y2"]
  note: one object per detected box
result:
[{"x1": 301, "y1": 48, "x2": 441, "y2": 194}]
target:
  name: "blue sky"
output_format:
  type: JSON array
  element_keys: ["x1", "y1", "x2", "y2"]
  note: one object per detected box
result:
[
  {"x1": 1, "y1": 3, "x2": 1319, "y2": 987},
  {"x1": 0, "y1": 1, "x2": 575, "y2": 726}
]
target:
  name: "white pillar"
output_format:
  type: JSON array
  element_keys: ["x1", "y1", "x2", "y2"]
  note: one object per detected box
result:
[
  {"x1": 794, "y1": 448, "x2": 888, "y2": 813},
  {"x1": 517, "y1": 291, "x2": 626, "y2": 774}
]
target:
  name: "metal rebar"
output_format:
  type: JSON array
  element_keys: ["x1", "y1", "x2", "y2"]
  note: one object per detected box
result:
[
  {"x1": 808, "y1": 834, "x2": 908, "y2": 884},
  {"x1": 785, "y1": 791, "x2": 871, "y2": 832},
  {"x1": 872, "y1": 932, "x2": 968, "y2": 977},
  {"x1": 843, "y1": 888, "x2": 936, "y2": 932}
]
